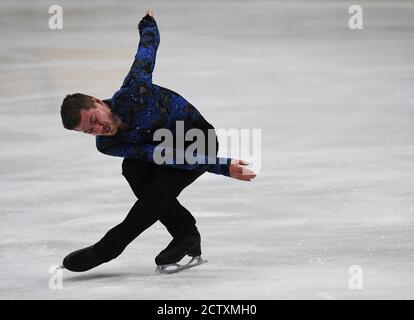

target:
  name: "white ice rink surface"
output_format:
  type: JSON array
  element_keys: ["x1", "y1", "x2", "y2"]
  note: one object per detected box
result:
[{"x1": 1, "y1": 0, "x2": 414, "y2": 299}]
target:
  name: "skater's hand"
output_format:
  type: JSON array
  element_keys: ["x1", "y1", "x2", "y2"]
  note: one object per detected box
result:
[
  {"x1": 229, "y1": 159, "x2": 256, "y2": 181},
  {"x1": 146, "y1": 9, "x2": 153, "y2": 17}
]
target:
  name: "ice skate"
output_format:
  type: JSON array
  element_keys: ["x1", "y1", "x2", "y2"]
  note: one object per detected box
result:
[
  {"x1": 155, "y1": 232, "x2": 207, "y2": 274},
  {"x1": 156, "y1": 255, "x2": 208, "y2": 274},
  {"x1": 62, "y1": 245, "x2": 103, "y2": 272}
]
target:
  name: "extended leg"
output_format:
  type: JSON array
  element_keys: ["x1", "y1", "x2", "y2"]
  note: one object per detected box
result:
[{"x1": 62, "y1": 160, "x2": 205, "y2": 271}]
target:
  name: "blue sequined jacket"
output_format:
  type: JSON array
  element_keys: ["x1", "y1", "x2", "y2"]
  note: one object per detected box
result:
[{"x1": 96, "y1": 14, "x2": 232, "y2": 177}]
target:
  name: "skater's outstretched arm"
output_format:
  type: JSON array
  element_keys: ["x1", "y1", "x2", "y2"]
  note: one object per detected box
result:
[
  {"x1": 121, "y1": 10, "x2": 160, "y2": 87},
  {"x1": 96, "y1": 138, "x2": 233, "y2": 177},
  {"x1": 96, "y1": 138, "x2": 256, "y2": 180}
]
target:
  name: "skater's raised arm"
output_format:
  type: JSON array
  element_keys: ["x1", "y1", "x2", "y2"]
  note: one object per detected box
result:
[{"x1": 121, "y1": 10, "x2": 160, "y2": 87}]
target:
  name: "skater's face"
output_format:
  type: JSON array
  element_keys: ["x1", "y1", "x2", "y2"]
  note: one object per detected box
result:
[{"x1": 75, "y1": 98, "x2": 119, "y2": 136}]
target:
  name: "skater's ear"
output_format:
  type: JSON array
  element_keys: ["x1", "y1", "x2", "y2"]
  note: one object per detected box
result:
[{"x1": 91, "y1": 97, "x2": 102, "y2": 105}]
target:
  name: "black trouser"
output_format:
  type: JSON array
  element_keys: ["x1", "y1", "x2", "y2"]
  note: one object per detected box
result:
[{"x1": 94, "y1": 120, "x2": 218, "y2": 262}]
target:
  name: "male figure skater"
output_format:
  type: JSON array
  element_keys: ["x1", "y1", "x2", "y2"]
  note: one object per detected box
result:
[{"x1": 60, "y1": 10, "x2": 256, "y2": 273}]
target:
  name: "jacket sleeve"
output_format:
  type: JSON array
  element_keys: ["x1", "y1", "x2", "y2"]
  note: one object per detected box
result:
[
  {"x1": 121, "y1": 14, "x2": 160, "y2": 87},
  {"x1": 96, "y1": 138, "x2": 232, "y2": 177}
]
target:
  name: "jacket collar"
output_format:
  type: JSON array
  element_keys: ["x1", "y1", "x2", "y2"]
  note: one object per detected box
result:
[{"x1": 103, "y1": 98, "x2": 113, "y2": 108}]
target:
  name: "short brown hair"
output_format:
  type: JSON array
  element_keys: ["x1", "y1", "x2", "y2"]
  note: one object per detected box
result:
[{"x1": 60, "y1": 93, "x2": 96, "y2": 130}]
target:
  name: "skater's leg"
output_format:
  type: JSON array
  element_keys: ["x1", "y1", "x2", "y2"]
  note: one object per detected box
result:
[
  {"x1": 121, "y1": 158, "x2": 156, "y2": 198},
  {"x1": 158, "y1": 125, "x2": 220, "y2": 239},
  {"x1": 155, "y1": 128, "x2": 220, "y2": 265},
  {"x1": 122, "y1": 158, "x2": 199, "y2": 238},
  {"x1": 158, "y1": 199, "x2": 198, "y2": 238},
  {"x1": 93, "y1": 164, "x2": 206, "y2": 262}
]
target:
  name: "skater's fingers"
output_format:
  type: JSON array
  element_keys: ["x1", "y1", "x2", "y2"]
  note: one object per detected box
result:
[
  {"x1": 239, "y1": 159, "x2": 250, "y2": 166},
  {"x1": 241, "y1": 171, "x2": 257, "y2": 179},
  {"x1": 241, "y1": 167, "x2": 256, "y2": 176},
  {"x1": 235, "y1": 164, "x2": 254, "y2": 173},
  {"x1": 232, "y1": 159, "x2": 249, "y2": 166},
  {"x1": 234, "y1": 172, "x2": 256, "y2": 181},
  {"x1": 237, "y1": 176, "x2": 253, "y2": 181},
  {"x1": 229, "y1": 161, "x2": 256, "y2": 180}
]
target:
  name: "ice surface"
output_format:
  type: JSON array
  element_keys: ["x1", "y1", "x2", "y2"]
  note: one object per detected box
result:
[{"x1": 1, "y1": 0, "x2": 414, "y2": 299}]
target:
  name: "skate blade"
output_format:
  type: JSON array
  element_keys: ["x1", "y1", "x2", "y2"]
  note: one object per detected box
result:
[
  {"x1": 155, "y1": 256, "x2": 208, "y2": 274},
  {"x1": 52, "y1": 265, "x2": 65, "y2": 272}
]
